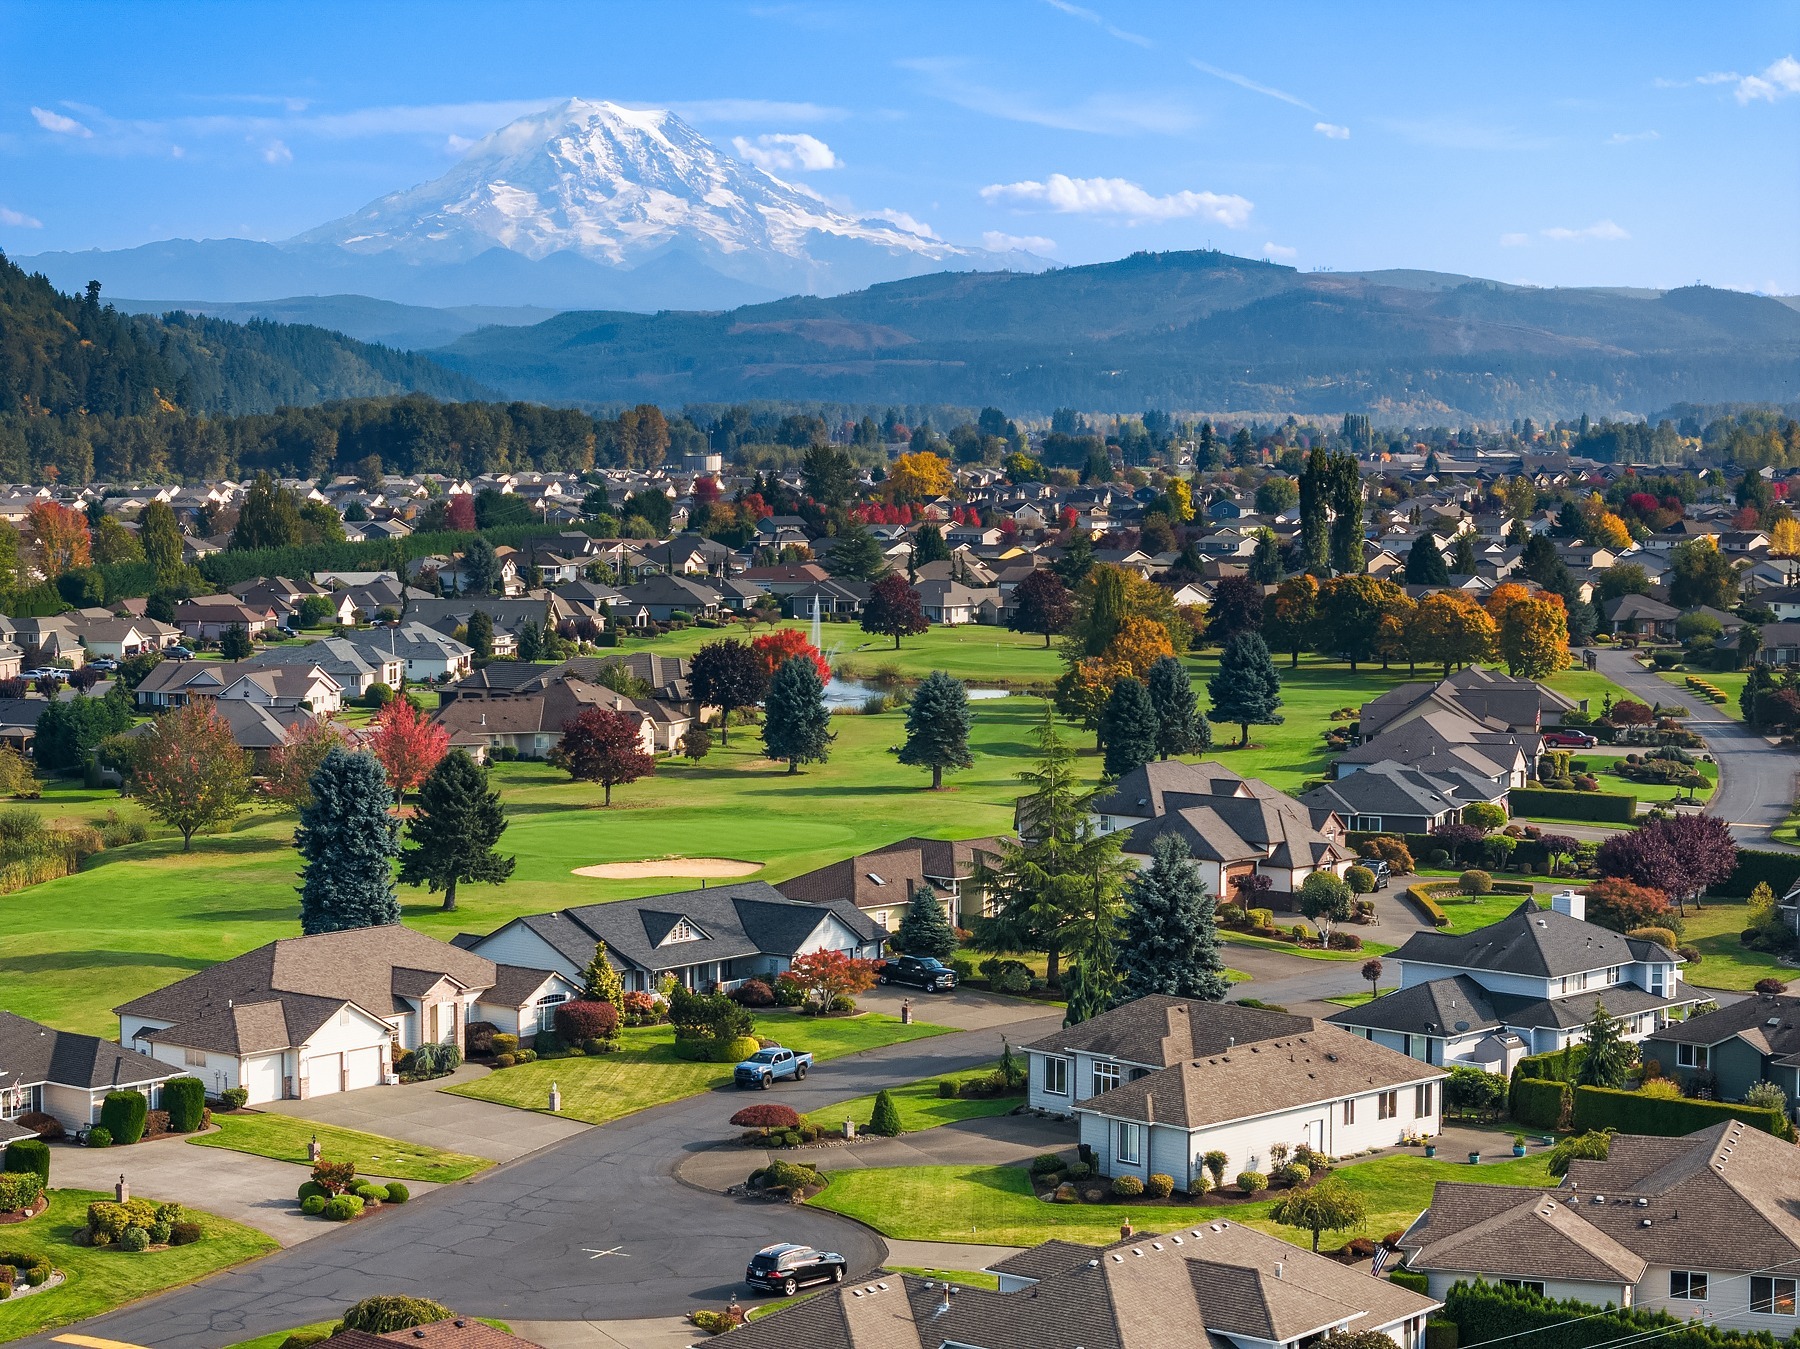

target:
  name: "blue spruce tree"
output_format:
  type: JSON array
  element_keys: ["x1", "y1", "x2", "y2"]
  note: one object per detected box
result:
[
  {"x1": 296, "y1": 748, "x2": 402, "y2": 934},
  {"x1": 1116, "y1": 832, "x2": 1230, "y2": 1004}
]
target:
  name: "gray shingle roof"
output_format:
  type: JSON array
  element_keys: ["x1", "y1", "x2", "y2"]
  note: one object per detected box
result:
[
  {"x1": 1022, "y1": 996, "x2": 1314, "y2": 1067},
  {"x1": 1391, "y1": 901, "x2": 1679, "y2": 979},
  {"x1": 0, "y1": 1009, "x2": 175, "y2": 1093},
  {"x1": 1326, "y1": 975, "x2": 1502, "y2": 1038}
]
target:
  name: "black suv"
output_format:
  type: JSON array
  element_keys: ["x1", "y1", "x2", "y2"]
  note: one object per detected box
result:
[
  {"x1": 876, "y1": 955, "x2": 957, "y2": 991},
  {"x1": 1358, "y1": 859, "x2": 1391, "y2": 890},
  {"x1": 745, "y1": 1243, "x2": 847, "y2": 1296}
]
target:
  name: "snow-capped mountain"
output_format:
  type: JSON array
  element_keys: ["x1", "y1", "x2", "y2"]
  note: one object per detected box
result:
[{"x1": 21, "y1": 99, "x2": 1045, "y2": 314}]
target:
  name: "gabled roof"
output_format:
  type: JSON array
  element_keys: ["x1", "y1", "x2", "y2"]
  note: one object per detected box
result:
[
  {"x1": 1326, "y1": 974, "x2": 1502, "y2": 1038},
  {"x1": 1090, "y1": 760, "x2": 1249, "y2": 818},
  {"x1": 1022, "y1": 995, "x2": 1313, "y2": 1067},
  {"x1": 0, "y1": 1009, "x2": 176, "y2": 1092},
  {"x1": 1391, "y1": 900, "x2": 1679, "y2": 979}
]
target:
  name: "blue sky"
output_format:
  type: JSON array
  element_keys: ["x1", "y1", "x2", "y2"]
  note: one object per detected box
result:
[{"x1": 2, "y1": 0, "x2": 1796, "y2": 292}]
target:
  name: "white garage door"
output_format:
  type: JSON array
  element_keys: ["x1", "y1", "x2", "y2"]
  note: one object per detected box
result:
[
  {"x1": 344, "y1": 1047, "x2": 383, "y2": 1092},
  {"x1": 307, "y1": 1053, "x2": 342, "y2": 1097},
  {"x1": 242, "y1": 1054, "x2": 282, "y2": 1105}
]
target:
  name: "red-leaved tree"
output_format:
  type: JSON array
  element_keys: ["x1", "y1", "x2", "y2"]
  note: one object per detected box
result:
[
  {"x1": 28, "y1": 500, "x2": 91, "y2": 577},
  {"x1": 1582, "y1": 877, "x2": 1673, "y2": 933},
  {"x1": 1595, "y1": 813, "x2": 1737, "y2": 914},
  {"x1": 782, "y1": 949, "x2": 879, "y2": 1009},
  {"x1": 128, "y1": 702, "x2": 251, "y2": 851},
  {"x1": 445, "y1": 494, "x2": 476, "y2": 531},
  {"x1": 751, "y1": 628, "x2": 830, "y2": 684},
  {"x1": 370, "y1": 698, "x2": 449, "y2": 805},
  {"x1": 861, "y1": 574, "x2": 929, "y2": 649},
  {"x1": 550, "y1": 707, "x2": 655, "y2": 806}
]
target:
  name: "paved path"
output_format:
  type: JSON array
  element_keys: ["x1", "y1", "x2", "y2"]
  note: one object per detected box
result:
[
  {"x1": 263, "y1": 1063, "x2": 588, "y2": 1163},
  {"x1": 1218, "y1": 942, "x2": 1366, "y2": 1010},
  {"x1": 21, "y1": 1012, "x2": 1062, "y2": 1349},
  {"x1": 1593, "y1": 649, "x2": 1799, "y2": 849}
]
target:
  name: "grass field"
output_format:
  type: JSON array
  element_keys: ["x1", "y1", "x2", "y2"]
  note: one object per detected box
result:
[
  {"x1": 1576, "y1": 753, "x2": 1717, "y2": 803},
  {"x1": 807, "y1": 1148, "x2": 1555, "y2": 1250},
  {"x1": 1426, "y1": 890, "x2": 1546, "y2": 935},
  {"x1": 1219, "y1": 930, "x2": 1397, "y2": 961},
  {"x1": 0, "y1": 1188, "x2": 277, "y2": 1344},
  {"x1": 1678, "y1": 898, "x2": 1794, "y2": 991},
  {"x1": 801, "y1": 1062, "x2": 1020, "y2": 1134},
  {"x1": 1657, "y1": 668, "x2": 1748, "y2": 721},
  {"x1": 446, "y1": 1011, "x2": 949, "y2": 1126},
  {"x1": 191, "y1": 1113, "x2": 491, "y2": 1183}
]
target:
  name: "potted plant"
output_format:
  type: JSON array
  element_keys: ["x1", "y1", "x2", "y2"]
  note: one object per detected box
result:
[
  {"x1": 1468, "y1": 1150, "x2": 1481, "y2": 1165},
  {"x1": 1424, "y1": 1140, "x2": 1436, "y2": 1159},
  {"x1": 1512, "y1": 1134, "x2": 1528, "y2": 1157}
]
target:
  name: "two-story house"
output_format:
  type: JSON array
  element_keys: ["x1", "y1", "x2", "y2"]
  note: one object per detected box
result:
[
  {"x1": 1023, "y1": 997, "x2": 1445, "y2": 1192},
  {"x1": 1327, "y1": 893, "x2": 1700, "y2": 1073}
]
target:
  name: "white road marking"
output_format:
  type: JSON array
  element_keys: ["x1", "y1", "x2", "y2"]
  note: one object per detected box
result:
[{"x1": 583, "y1": 1245, "x2": 630, "y2": 1259}]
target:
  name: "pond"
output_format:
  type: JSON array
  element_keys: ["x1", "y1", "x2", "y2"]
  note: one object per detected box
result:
[{"x1": 822, "y1": 677, "x2": 1015, "y2": 710}]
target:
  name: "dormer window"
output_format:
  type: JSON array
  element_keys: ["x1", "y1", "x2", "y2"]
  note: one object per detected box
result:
[{"x1": 664, "y1": 919, "x2": 701, "y2": 944}]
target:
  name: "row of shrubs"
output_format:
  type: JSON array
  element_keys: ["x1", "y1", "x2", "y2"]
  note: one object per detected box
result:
[
  {"x1": 746, "y1": 1159, "x2": 826, "y2": 1202},
  {"x1": 298, "y1": 1159, "x2": 410, "y2": 1221},
  {"x1": 84, "y1": 1197, "x2": 200, "y2": 1250},
  {"x1": 0, "y1": 1249, "x2": 53, "y2": 1299}
]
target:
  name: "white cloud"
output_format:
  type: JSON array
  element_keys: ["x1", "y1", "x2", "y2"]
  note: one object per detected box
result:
[
  {"x1": 1262, "y1": 242, "x2": 1297, "y2": 259},
  {"x1": 1735, "y1": 55, "x2": 1800, "y2": 103},
  {"x1": 869, "y1": 208, "x2": 938, "y2": 239},
  {"x1": 1042, "y1": 0, "x2": 1153, "y2": 48},
  {"x1": 445, "y1": 133, "x2": 476, "y2": 155},
  {"x1": 260, "y1": 139, "x2": 293, "y2": 165},
  {"x1": 901, "y1": 57, "x2": 1196, "y2": 135},
  {"x1": 1499, "y1": 232, "x2": 1530, "y2": 248},
  {"x1": 1314, "y1": 121, "x2": 1350, "y2": 140},
  {"x1": 666, "y1": 98, "x2": 847, "y2": 123},
  {"x1": 1188, "y1": 59, "x2": 1315, "y2": 112},
  {"x1": 0, "y1": 206, "x2": 43, "y2": 228},
  {"x1": 1696, "y1": 71, "x2": 1740, "y2": 85},
  {"x1": 1607, "y1": 130, "x2": 1660, "y2": 143},
  {"x1": 983, "y1": 230, "x2": 1056, "y2": 255},
  {"x1": 30, "y1": 106, "x2": 91, "y2": 137},
  {"x1": 1541, "y1": 219, "x2": 1629, "y2": 242},
  {"x1": 731, "y1": 132, "x2": 842, "y2": 172},
  {"x1": 981, "y1": 174, "x2": 1253, "y2": 227}
]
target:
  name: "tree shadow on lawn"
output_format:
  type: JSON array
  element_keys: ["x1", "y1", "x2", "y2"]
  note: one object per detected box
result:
[
  {"x1": 0, "y1": 949, "x2": 216, "y2": 977},
  {"x1": 79, "y1": 833, "x2": 291, "y2": 870},
  {"x1": 176, "y1": 906, "x2": 300, "y2": 925},
  {"x1": 737, "y1": 782, "x2": 937, "y2": 799}
]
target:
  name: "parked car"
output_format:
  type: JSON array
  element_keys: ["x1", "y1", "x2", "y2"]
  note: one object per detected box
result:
[
  {"x1": 744, "y1": 1243, "x2": 846, "y2": 1297},
  {"x1": 1542, "y1": 730, "x2": 1598, "y2": 748},
  {"x1": 733, "y1": 1045, "x2": 811, "y2": 1089},
  {"x1": 167, "y1": 647, "x2": 194, "y2": 661},
  {"x1": 876, "y1": 955, "x2": 958, "y2": 992},
  {"x1": 1356, "y1": 858, "x2": 1391, "y2": 890}
]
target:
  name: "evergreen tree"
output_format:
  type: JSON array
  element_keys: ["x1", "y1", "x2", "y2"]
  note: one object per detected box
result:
[
  {"x1": 398, "y1": 748, "x2": 515, "y2": 912},
  {"x1": 1577, "y1": 1000, "x2": 1635, "y2": 1088},
  {"x1": 762, "y1": 654, "x2": 834, "y2": 773},
  {"x1": 1116, "y1": 833, "x2": 1229, "y2": 1005},
  {"x1": 912, "y1": 524, "x2": 951, "y2": 565},
  {"x1": 1404, "y1": 538, "x2": 1450, "y2": 585},
  {"x1": 1145, "y1": 656, "x2": 1208, "y2": 758},
  {"x1": 218, "y1": 623, "x2": 252, "y2": 660},
  {"x1": 868, "y1": 1089, "x2": 903, "y2": 1136},
  {"x1": 1451, "y1": 531, "x2": 1479, "y2": 575},
  {"x1": 1053, "y1": 530, "x2": 1095, "y2": 587},
  {"x1": 296, "y1": 748, "x2": 401, "y2": 935},
  {"x1": 897, "y1": 669, "x2": 975, "y2": 789},
  {"x1": 580, "y1": 939, "x2": 626, "y2": 1019},
  {"x1": 1327, "y1": 452, "x2": 1364, "y2": 574},
  {"x1": 1208, "y1": 630, "x2": 1284, "y2": 747},
  {"x1": 1099, "y1": 676, "x2": 1158, "y2": 778},
  {"x1": 895, "y1": 883, "x2": 957, "y2": 959},
  {"x1": 825, "y1": 520, "x2": 887, "y2": 580},
  {"x1": 464, "y1": 609, "x2": 494, "y2": 662},
  {"x1": 1297, "y1": 448, "x2": 1331, "y2": 574},
  {"x1": 1247, "y1": 527, "x2": 1284, "y2": 584}
]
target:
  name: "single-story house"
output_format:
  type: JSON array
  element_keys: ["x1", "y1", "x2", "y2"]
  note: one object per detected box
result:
[
  {"x1": 174, "y1": 597, "x2": 279, "y2": 641},
  {"x1": 115, "y1": 926, "x2": 575, "y2": 1104},
  {"x1": 1602, "y1": 594, "x2": 1679, "y2": 641},
  {"x1": 0, "y1": 1009, "x2": 182, "y2": 1140},
  {"x1": 463, "y1": 883, "x2": 886, "y2": 994},
  {"x1": 913, "y1": 579, "x2": 999, "y2": 625},
  {"x1": 1023, "y1": 997, "x2": 1446, "y2": 1192},
  {"x1": 134, "y1": 658, "x2": 344, "y2": 714},
  {"x1": 241, "y1": 639, "x2": 404, "y2": 698},
  {"x1": 777, "y1": 835, "x2": 1004, "y2": 930},
  {"x1": 1299, "y1": 757, "x2": 1504, "y2": 835},
  {"x1": 337, "y1": 623, "x2": 475, "y2": 684},
  {"x1": 1640, "y1": 993, "x2": 1800, "y2": 1113}
]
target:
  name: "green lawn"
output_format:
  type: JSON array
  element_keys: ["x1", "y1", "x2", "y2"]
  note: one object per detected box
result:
[
  {"x1": 1657, "y1": 668, "x2": 1747, "y2": 721},
  {"x1": 1679, "y1": 898, "x2": 1794, "y2": 992},
  {"x1": 808, "y1": 1150, "x2": 1556, "y2": 1250},
  {"x1": 446, "y1": 1011, "x2": 950, "y2": 1125},
  {"x1": 191, "y1": 1112, "x2": 492, "y2": 1183},
  {"x1": 226, "y1": 1318, "x2": 512, "y2": 1349},
  {"x1": 802, "y1": 1062, "x2": 1021, "y2": 1134},
  {"x1": 0, "y1": 1188, "x2": 278, "y2": 1344},
  {"x1": 1426, "y1": 890, "x2": 1546, "y2": 935},
  {"x1": 1577, "y1": 752, "x2": 1717, "y2": 803},
  {"x1": 1219, "y1": 931, "x2": 1397, "y2": 961}
]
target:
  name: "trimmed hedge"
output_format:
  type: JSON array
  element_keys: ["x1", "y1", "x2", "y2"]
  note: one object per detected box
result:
[
  {"x1": 1404, "y1": 883, "x2": 1452, "y2": 927},
  {"x1": 2, "y1": 1139, "x2": 49, "y2": 1185},
  {"x1": 101, "y1": 1090, "x2": 149, "y2": 1146},
  {"x1": 1717, "y1": 848, "x2": 1800, "y2": 899},
  {"x1": 1507, "y1": 788, "x2": 1637, "y2": 823},
  {"x1": 1388, "y1": 1269, "x2": 1429, "y2": 1294},
  {"x1": 1572, "y1": 1085, "x2": 1789, "y2": 1138},
  {"x1": 1513, "y1": 1045, "x2": 1589, "y2": 1085},
  {"x1": 1509, "y1": 1078, "x2": 1570, "y2": 1131},
  {"x1": 1445, "y1": 1277, "x2": 1795, "y2": 1349},
  {"x1": 162, "y1": 1077, "x2": 207, "y2": 1133}
]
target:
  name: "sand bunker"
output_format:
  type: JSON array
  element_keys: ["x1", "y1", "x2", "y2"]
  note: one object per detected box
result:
[{"x1": 573, "y1": 857, "x2": 763, "y2": 880}]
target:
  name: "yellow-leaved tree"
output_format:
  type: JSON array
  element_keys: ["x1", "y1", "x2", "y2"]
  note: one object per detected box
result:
[{"x1": 888, "y1": 451, "x2": 954, "y2": 501}]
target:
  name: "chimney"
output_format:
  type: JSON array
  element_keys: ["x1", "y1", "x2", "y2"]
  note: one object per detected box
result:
[{"x1": 1551, "y1": 889, "x2": 1585, "y2": 922}]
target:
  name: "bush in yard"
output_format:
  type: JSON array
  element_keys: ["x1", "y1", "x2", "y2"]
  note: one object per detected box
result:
[
  {"x1": 693, "y1": 1309, "x2": 744, "y2": 1334},
  {"x1": 298, "y1": 1181, "x2": 327, "y2": 1204},
  {"x1": 86, "y1": 1125, "x2": 112, "y2": 1148},
  {"x1": 88, "y1": 1197, "x2": 162, "y2": 1243},
  {"x1": 1345, "y1": 865, "x2": 1375, "y2": 894},
  {"x1": 730, "y1": 1104, "x2": 802, "y2": 1130},
  {"x1": 762, "y1": 1160, "x2": 823, "y2": 1197},
  {"x1": 1358, "y1": 836, "x2": 1415, "y2": 874},
  {"x1": 278, "y1": 1335, "x2": 332, "y2": 1349},
  {"x1": 1275, "y1": 1162, "x2": 1312, "y2": 1187},
  {"x1": 118, "y1": 1225, "x2": 151, "y2": 1252},
  {"x1": 1111, "y1": 1174, "x2": 1145, "y2": 1197},
  {"x1": 1584, "y1": 877, "x2": 1674, "y2": 933},
  {"x1": 980, "y1": 958, "x2": 1033, "y2": 995},
  {"x1": 354, "y1": 1183, "x2": 387, "y2": 1204},
  {"x1": 1458, "y1": 870, "x2": 1492, "y2": 897},
  {"x1": 312, "y1": 1159, "x2": 357, "y2": 1195},
  {"x1": 220, "y1": 1087, "x2": 249, "y2": 1110},
  {"x1": 938, "y1": 1079, "x2": 960, "y2": 1099},
  {"x1": 162, "y1": 1077, "x2": 206, "y2": 1132},
  {"x1": 169, "y1": 1220, "x2": 202, "y2": 1245},
  {"x1": 0, "y1": 1173, "x2": 42, "y2": 1214},
  {"x1": 1145, "y1": 1173, "x2": 1175, "y2": 1200},
  {"x1": 464, "y1": 1021, "x2": 499, "y2": 1057},
  {"x1": 554, "y1": 999, "x2": 620, "y2": 1047},
  {"x1": 711, "y1": 1035, "x2": 763, "y2": 1064},
  {"x1": 1626, "y1": 926, "x2": 1680, "y2": 951},
  {"x1": 341, "y1": 1294, "x2": 456, "y2": 1333},
  {"x1": 868, "y1": 1089, "x2": 904, "y2": 1136},
  {"x1": 490, "y1": 1032, "x2": 519, "y2": 1056},
  {"x1": 409, "y1": 1041, "x2": 463, "y2": 1078},
  {"x1": 729, "y1": 979, "x2": 776, "y2": 1007},
  {"x1": 323, "y1": 1195, "x2": 364, "y2": 1221},
  {"x1": 384, "y1": 1182, "x2": 410, "y2": 1203},
  {"x1": 149, "y1": 1219, "x2": 172, "y2": 1244},
  {"x1": 300, "y1": 1195, "x2": 327, "y2": 1216},
  {"x1": 1755, "y1": 977, "x2": 1788, "y2": 996},
  {"x1": 1066, "y1": 1162, "x2": 1091, "y2": 1181},
  {"x1": 101, "y1": 1090, "x2": 149, "y2": 1146},
  {"x1": 1237, "y1": 1170, "x2": 1267, "y2": 1194},
  {"x1": 3, "y1": 1138, "x2": 49, "y2": 1186},
  {"x1": 1030, "y1": 1154, "x2": 1066, "y2": 1176}
]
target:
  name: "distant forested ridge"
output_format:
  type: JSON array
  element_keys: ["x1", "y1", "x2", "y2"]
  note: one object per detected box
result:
[{"x1": 427, "y1": 249, "x2": 1800, "y2": 423}]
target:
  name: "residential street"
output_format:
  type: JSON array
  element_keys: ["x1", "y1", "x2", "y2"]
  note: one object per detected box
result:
[{"x1": 1593, "y1": 649, "x2": 1798, "y2": 849}]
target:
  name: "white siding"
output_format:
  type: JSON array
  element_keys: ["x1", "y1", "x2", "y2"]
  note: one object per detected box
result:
[
  {"x1": 1635, "y1": 1266, "x2": 1800, "y2": 1334},
  {"x1": 141, "y1": 1043, "x2": 243, "y2": 1097},
  {"x1": 472, "y1": 922, "x2": 583, "y2": 979},
  {"x1": 1423, "y1": 1272, "x2": 1626, "y2": 1306},
  {"x1": 296, "y1": 1004, "x2": 391, "y2": 1099},
  {"x1": 40, "y1": 1082, "x2": 101, "y2": 1131}
]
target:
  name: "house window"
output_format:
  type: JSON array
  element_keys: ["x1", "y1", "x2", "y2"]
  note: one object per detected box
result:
[
  {"x1": 1752, "y1": 1277, "x2": 1797, "y2": 1316},
  {"x1": 1044, "y1": 1056, "x2": 1069, "y2": 1096},
  {"x1": 1502, "y1": 1280, "x2": 1546, "y2": 1298},
  {"x1": 1415, "y1": 1083, "x2": 1434, "y2": 1118},
  {"x1": 1670, "y1": 1271, "x2": 1709, "y2": 1301},
  {"x1": 871, "y1": 911, "x2": 889, "y2": 930},
  {"x1": 1555, "y1": 977, "x2": 1568, "y2": 996},
  {"x1": 1576, "y1": 971, "x2": 1591, "y2": 991},
  {"x1": 1117, "y1": 1121, "x2": 1142, "y2": 1165},
  {"x1": 1677, "y1": 1043, "x2": 1709, "y2": 1069},
  {"x1": 1353, "y1": 815, "x2": 1383, "y2": 833},
  {"x1": 1606, "y1": 966, "x2": 1622, "y2": 985},
  {"x1": 535, "y1": 992, "x2": 568, "y2": 1032},
  {"x1": 1091, "y1": 1061, "x2": 1121, "y2": 1096},
  {"x1": 1377, "y1": 1090, "x2": 1397, "y2": 1120},
  {"x1": 1401, "y1": 1034, "x2": 1413, "y2": 1057},
  {"x1": 666, "y1": 919, "x2": 700, "y2": 944},
  {"x1": 184, "y1": 1048, "x2": 207, "y2": 1068},
  {"x1": 1650, "y1": 969, "x2": 1666, "y2": 995},
  {"x1": 1342, "y1": 1098, "x2": 1356, "y2": 1125}
]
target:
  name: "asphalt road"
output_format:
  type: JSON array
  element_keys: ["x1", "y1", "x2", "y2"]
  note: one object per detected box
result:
[
  {"x1": 1591, "y1": 650, "x2": 1799, "y2": 849},
  {"x1": 24, "y1": 1014, "x2": 1058, "y2": 1349}
]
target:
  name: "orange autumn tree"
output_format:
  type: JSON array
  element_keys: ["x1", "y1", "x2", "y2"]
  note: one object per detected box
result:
[
  {"x1": 781, "y1": 948, "x2": 879, "y2": 1009},
  {"x1": 1104, "y1": 614, "x2": 1176, "y2": 679},
  {"x1": 28, "y1": 500, "x2": 90, "y2": 578},
  {"x1": 369, "y1": 698, "x2": 449, "y2": 805},
  {"x1": 1486, "y1": 584, "x2": 1571, "y2": 680},
  {"x1": 886, "y1": 451, "x2": 954, "y2": 501},
  {"x1": 1408, "y1": 591, "x2": 1497, "y2": 676},
  {"x1": 751, "y1": 628, "x2": 831, "y2": 683}
]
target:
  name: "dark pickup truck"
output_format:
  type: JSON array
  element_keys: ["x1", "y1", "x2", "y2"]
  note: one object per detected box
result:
[{"x1": 876, "y1": 955, "x2": 958, "y2": 992}]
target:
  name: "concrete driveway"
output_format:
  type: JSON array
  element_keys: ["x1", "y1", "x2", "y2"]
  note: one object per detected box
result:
[
  {"x1": 262, "y1": 1064, "x2": 588, "y2": 1163},
  {"x1": 857, "y1": 983, "x2": 1061, "y2": 1030}
]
